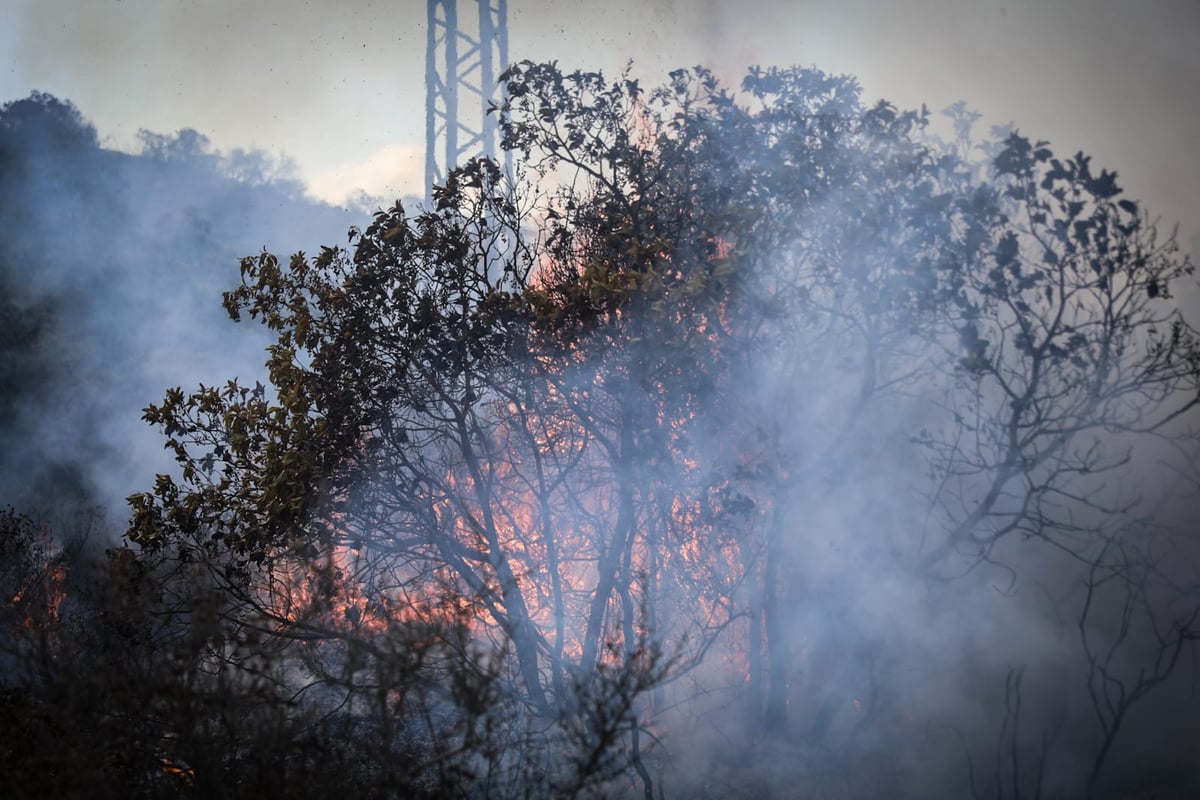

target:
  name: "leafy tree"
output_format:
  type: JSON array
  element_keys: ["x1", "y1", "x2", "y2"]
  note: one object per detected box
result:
[{"x1": 124, "y1": 61, "x2": 1200, "y2": 798}]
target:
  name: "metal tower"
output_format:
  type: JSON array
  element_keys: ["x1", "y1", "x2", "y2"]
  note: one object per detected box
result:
[{"x1": 425, "y1": 0, "x2": 509, "y2": 198}]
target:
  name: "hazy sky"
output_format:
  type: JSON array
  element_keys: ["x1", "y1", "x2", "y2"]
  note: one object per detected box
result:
[{"x1": 4, "y1": 0, "x2": 1200, "y2": 255}]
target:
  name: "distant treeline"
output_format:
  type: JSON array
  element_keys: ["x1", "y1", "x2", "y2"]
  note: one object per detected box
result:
[{"x1": 0, "y1": 92, "x2": 358, "y2": 514}]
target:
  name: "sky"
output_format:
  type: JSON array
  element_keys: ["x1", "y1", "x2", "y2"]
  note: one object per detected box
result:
[{"x1": 3, "y1": 0, "x2": 1200, "y2": 259}]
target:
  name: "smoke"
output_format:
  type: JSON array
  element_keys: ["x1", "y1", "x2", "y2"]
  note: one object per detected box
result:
[
  {"x1": 0, "y1": 91, "x2": 357, "y2": 519},
  {"x1": 483, "y1": 64, "x2": 1200, "y2": 797}
]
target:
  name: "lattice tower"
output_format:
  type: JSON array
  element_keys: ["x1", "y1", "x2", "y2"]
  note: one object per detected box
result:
[{"x1": 425, "y1": 0, "x2": 509, "y2": 200}]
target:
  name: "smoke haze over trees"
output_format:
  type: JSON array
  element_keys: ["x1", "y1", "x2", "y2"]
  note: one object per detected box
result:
[
  {"x1": 0, "y1": 91, "x2": 357, "y2": 511},
  {"x1": 3, "y1": 64, "x2": 1200, "y2": 798}
]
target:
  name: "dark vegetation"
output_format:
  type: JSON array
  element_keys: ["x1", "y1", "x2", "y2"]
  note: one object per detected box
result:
[{"x1": 2, "y1": 65, "x2": 1199, "y2": 798}]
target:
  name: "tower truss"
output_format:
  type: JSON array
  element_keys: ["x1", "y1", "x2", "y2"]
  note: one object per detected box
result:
[{"x1": 425, "y1": 0, "x2": 509, "y2": 199}]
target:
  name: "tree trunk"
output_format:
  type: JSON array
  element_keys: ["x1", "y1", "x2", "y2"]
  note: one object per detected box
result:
[{"x1": 763, "y1": 509, "x2": 788, "y2": 733}]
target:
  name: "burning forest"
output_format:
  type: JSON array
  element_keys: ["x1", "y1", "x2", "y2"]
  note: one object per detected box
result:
[{"x1": 4, "y1": 62, "x2": 1200, "y2": 798}]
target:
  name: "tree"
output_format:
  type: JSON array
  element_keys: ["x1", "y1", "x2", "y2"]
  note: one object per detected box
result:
[{"x1": 126, "y1": 61, "x2": 1200, "y2": 797}]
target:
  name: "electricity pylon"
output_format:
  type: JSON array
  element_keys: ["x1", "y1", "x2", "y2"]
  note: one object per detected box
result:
[{"x1": 425, "y1": 0, "x2": 509, "y2": 200}]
